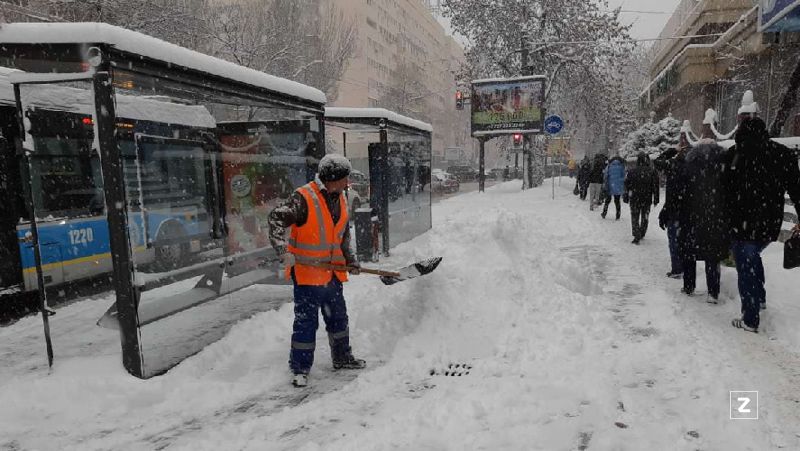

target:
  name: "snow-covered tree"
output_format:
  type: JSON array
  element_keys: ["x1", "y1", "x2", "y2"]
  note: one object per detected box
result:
[
  {"x1": 442, "y1": 0, "x2": 638, "y2": 149},
  {"x1": 378, "y1": 54, "x2": 430, "y2": 121},
  {"x1": 200, "y1": 0, "x2": 357, "y2": 101},
  {"x1": 2, "y1": 0, "x2": 357, "y2": 101},
  {"x1": 619, "y1": 114, "x2": 681, "y2": 160},
  {"x1": 4, "y1": 0, "x2": 207, "y2": 48}
]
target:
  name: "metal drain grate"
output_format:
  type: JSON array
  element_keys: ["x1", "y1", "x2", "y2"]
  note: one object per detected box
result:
[{"x1": 429, "y1": 363, "x2": 472, "y2": 377}]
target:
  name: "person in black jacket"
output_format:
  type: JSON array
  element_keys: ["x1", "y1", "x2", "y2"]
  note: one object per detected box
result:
[
  {"x1": 577, "y1": 156, "x2": 591, "y2": 200},
  {"x1": 675, "y1": 138, "x2": 729, "y2": 301},
  {"x1": 654, "y1": 140, "x2": 688, "y2": 278},
  {"x1": 624, "y1": 152, "x2": 660, "y2": 244},
  {"x1": 724, "y1": 117, "x2": 800, "y2": 333},
  {"x1": 587, "y1": 153, "x2": 607, "y2": 210}
]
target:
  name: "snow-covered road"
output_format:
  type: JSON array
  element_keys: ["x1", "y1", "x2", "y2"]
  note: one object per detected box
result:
[{"x1": 3, "y1": 179, "x2": 800, "y2": 450}]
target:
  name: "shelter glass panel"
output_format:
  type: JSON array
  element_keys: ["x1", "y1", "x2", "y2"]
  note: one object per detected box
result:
[
  {"x1": 110, "y1": 69, "x2": 322, "y2": 377},
  {"x1": 385, "y1": 128, "x2": 432, "y2": 248}
]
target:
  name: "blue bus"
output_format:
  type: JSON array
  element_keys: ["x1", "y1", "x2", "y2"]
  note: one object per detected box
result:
[{"x1": 1, "y1": 75, "x2": 219, "y2": 299}]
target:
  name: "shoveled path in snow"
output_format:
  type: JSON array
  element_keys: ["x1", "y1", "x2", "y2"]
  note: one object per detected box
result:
[{"x1": 3, "y1": 180, "x2": 800, "y2": 450}]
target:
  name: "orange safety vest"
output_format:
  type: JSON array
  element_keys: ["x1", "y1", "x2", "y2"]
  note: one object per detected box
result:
[{"x1": 285, "y1": 181, "x2": 349, "y2": 285}]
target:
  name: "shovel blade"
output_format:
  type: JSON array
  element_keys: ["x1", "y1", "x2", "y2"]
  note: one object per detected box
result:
[{"x1": 379, "y1": 257, "x2": 443, "y2": 285}]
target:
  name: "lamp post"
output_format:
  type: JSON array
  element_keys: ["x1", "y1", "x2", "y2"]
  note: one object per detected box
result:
[{"x1": 681, "y1": 90, "x2": 757, "y2": 143}]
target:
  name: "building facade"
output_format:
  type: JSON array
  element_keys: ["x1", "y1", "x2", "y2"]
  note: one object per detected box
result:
[
  {"x1": 641, "y1": 0, "x2": 800, "y2": 135},
  {"x1": 330, "y1": 0, "x2": 468, "y2": 165}
]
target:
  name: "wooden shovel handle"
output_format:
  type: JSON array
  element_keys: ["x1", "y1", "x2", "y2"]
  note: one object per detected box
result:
[{"x1": 308, "y1": 262, "x2": 401, "y2": 278}]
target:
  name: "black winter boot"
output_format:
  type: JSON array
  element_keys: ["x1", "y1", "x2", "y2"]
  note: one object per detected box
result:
[
  {"x1": 333, "y1": 354, "x2": 366, "y2": 370},
  {"x1": 330, "y1": 332, "x2": 366, "y2": 370}
]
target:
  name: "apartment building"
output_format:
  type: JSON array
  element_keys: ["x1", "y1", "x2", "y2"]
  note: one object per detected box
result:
[
  {"x1": 331, "y1": 0, "x2": 468, "y2": 163},
  {"x1": 640, "y1": 0, "x2": 800, "y2": 134}
]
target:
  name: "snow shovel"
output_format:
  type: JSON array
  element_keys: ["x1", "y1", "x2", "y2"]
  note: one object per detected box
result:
[{"x1": 308, "y1": 257, "x2": 443, "y2": 285}]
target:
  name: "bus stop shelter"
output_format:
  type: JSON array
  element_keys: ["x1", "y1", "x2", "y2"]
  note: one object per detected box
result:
[
  {"x1": 0, "y1": 22, "x2": 327, "y2": 378},
  {"x1": 324, "y1": 108, "x2": 432, "y2": 258}
]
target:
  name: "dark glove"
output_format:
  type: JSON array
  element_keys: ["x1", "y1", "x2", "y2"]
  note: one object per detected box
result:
[
  {"x1": 660, "y1": 148, "x2": 678, "y2": 160},
  {"x1": 348, "y1": 261, "x2": 361, "y2": 275},
  {"x1": 658, "y1": 210, "x2": 667, "y2": 230}
]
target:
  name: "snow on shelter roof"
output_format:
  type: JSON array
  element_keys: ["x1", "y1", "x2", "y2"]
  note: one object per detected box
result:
[
  {"x1": 0, "y1": 22, "x2": 327, "y2": 106},
  {"x1": 0, "y1": 67, "x2": 217, "y2": 128},
  {"x1": 324, "y1": 107, "x2": 433, "y2": 133}
]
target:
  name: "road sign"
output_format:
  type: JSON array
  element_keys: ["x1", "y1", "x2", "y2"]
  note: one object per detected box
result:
[{"x1": 544, "y1": 115, "x2": 564, "y2": 135}]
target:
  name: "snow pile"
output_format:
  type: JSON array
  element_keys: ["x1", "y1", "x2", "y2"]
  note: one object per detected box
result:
[
  {"x1": 324, "y1": 107, "x2": 433, "y2": 133},
  {"x1": 2, "y1": 181, "x2": 800, "y2": 449}
]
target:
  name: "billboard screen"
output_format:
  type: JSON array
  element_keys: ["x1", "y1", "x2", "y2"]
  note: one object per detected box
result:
[
  {"x1": 760, "y1": 0, "x2": 800, "y2": 32},
  {"x1": 471, "y1": 76, "x2": 546, "y2": 136}
]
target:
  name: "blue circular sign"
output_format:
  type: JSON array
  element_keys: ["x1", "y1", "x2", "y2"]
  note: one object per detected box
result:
[{"x1": 544, "y1": 115, "x2": 564, "y2": 135}]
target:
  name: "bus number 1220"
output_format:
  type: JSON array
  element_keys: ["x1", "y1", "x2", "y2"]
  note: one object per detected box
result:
[{"x1": 69, "y1": 228, "x2": 94, "y2": 246}]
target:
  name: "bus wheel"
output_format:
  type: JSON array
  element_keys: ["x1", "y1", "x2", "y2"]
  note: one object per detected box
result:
[{"x1": 153, "y1": 224, "x2": 188, "y2": 272}]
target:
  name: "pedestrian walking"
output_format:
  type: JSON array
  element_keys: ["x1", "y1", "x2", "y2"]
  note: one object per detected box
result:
[
  {"x1": 624, "y1": 152, "x2": 659, "y2": 244},
  {"x1": 654, "y1": 141, "x2": 689, "y2": 278},
  {"x1": 723, "y1": 117, "x2": 800, "y2": 333},
  {"x1": 577, "y1": 156, "x2": 591, "y2": 200},
  {"x1": 269, "y1": 154, "x2": 366, "y2": 387},
  {"x1": 588, "y1": 153, "x2": 607, "y2": 210},
  {"x1": 674, "y1": 137, "x2": 729, "y2": 302},
  {"x1": 601, "y1": 155, "x2": 625, "y2": 220}
]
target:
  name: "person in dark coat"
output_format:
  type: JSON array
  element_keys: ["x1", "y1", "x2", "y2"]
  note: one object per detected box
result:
[
  {"x1": 588, "y1": 153, "x2": 607, "y2": 210},
  {"x1": 674, "y1": 138, "x2": 729, "y2": 301},
  {"x1": 577, "y1": 156, "x2": 591, "y2": 200},
  {"x1": 624, "y1": 152, "x2": 660, "y2": 244},
  {"x1": 654, "y1": 140, "x2": 689, "y2": 278},
  {"x1": 723, "y1": 117, "x2": 800, "y2": 333},
  {"x1": 601, "y1": 155, "x2": 625, "y2": 220}
]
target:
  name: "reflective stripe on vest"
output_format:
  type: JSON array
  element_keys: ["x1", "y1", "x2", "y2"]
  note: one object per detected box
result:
[{"x1": 286, "y1": 181, "x2": 349, "y2": 285}]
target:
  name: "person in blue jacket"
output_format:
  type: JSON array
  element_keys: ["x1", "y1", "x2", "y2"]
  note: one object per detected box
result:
[{"x1": 601, "y1": 155, "x2": 626, "y2": 220}]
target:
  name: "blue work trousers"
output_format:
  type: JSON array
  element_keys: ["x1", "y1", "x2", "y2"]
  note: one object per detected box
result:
[{"x1": 290, "y1": 277, "x2": 351, "y2": 374}]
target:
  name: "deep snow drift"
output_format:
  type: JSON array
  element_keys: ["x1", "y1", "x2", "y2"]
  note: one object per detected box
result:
[{"x1": 2, "y1": 180, "x2": 800, "y2": 450}]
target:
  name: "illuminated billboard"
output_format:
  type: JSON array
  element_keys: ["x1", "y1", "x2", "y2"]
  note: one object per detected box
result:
[
  {"x1": 470, "y1": 75, "x2": 546, "y2": 136},
  {"x1": 760, "y1": 0, "x2": 800, "y2": 32}
]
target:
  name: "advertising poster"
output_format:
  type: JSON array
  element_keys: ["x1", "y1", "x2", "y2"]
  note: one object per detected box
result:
[{"x1": 471, "y1": 75, "x2": 546, "y2": 136}]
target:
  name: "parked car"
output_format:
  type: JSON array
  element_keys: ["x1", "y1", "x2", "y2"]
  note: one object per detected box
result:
[
  {"x1": 345, "y1": 189, "x2": 363, "y2": 215},
  {"x1": 432, "y1": 172, "x2": 459, "y2": 193},
  {"x1": 349, "y1": 169, "x2": 369, "y2": 198},
  {"x1": 446, "y1": 165, "x2": 478, "y2": 182},
  {"x1": 490, "y1": 168, "x2": 506, "y2": 180}
]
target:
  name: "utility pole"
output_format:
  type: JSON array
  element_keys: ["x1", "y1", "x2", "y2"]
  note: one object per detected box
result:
[{"x1": 520, "y1": 8, "x2": 531, "y2": 189}]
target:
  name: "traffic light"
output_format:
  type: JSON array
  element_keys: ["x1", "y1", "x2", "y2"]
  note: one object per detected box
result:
[
  {"x1": 455, "y1": 90, "x2": 463, "y2": 110},
  {"x1": 512, "y1": 133, "x2": 523, "y2": 148}
]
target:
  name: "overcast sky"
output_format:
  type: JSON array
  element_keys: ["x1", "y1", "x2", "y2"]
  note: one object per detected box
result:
[{"x1": 607, "y1": 0, "x2": 684, "y2": 40}]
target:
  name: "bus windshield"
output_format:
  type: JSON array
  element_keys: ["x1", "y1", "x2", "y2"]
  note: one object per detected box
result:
[{"x1": 22, "y1": 110, "x2": 103, "y2": 220}]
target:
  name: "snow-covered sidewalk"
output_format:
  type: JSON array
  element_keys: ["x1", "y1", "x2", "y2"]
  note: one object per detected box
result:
[{"x1": 3, "y1": 179, "x2": 800, "y2": 450}]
